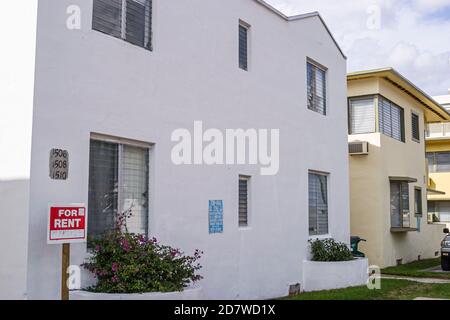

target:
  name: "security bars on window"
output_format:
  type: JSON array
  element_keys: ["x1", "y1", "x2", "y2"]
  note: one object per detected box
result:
[
  {"x1": 239, "y1": 176, "x2": 249, "y2": 227},
  {"x1": 308, "y1": 172, "x2": 329, "y2": 236},
  {"x1": 92, "y1": 0, "x2": 153, "y2": 51}
]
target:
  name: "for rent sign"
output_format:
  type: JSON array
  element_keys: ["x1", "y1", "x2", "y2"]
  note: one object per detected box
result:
[{"x1": 47, "y1": 204, "x2": 87, "y2": 244}]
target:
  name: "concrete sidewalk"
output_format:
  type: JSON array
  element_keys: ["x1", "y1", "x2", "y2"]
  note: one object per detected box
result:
[{"x1": 382, "y1": 274, "x2": 450, "y2": 284}]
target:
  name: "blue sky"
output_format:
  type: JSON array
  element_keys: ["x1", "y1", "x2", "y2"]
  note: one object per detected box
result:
[{"x1": 268, "y1": 0, "x2": 450, "y2": 96}]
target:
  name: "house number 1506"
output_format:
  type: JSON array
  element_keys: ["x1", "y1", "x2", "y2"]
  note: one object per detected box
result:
[{"x1": 49, "y1": 148, "x2": 69, "y2": 180}]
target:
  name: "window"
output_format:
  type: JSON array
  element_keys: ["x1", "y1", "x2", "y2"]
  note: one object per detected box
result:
[
  {"x1": 428, "y1": 201, "x2": 450, "y2": 223},
  {"x1": 414, "y1": 188, "x2": 422, "y2": 216},
  {"x1": 348, "y1": 97, "x2": 376, "y2": 134},
  {"x1": 412, "y1": 113, "x2": 420, "y2": 142},
  {"x1": 92, "y1": 0, "x2": 153, "y2": 50},
  {"x1": 307, "y1": 61, "x2": 327, "y2": 115},
  {"x1": 390, "y1": 181, "x2": 410, "y2": 228},
  {"x1": 427, "y1": 152, "x2": 450, "y2": 173},
  {"x1": 239, "y1": 22, "x2": 249, "y2": 71},
  {"x1": 378, "y1": 96, "x2": 405, "y2": 142},
  {"x1": 309, "y1": 172, "x2": 329, "y2": 236},
  {"x1": 88, "y1": 138, "x2": 149, "y2": 239},
  {"x1": 238, "y1": 175, "x2": 250, "y2": 227}
]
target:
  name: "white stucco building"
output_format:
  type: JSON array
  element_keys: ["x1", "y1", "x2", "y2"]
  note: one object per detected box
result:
[{"x1": 23, "y1": 0, "x2": 355, "y2": 299}]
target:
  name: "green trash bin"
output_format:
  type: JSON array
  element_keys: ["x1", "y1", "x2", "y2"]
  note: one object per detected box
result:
[{"x1": 351, "y1": 236, "x2": 366, "y2": 258}]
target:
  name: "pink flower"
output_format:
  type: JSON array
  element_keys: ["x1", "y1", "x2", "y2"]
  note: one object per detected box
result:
[{"x1": 111, "y1": 263, "x2": 119, "y2": 272}]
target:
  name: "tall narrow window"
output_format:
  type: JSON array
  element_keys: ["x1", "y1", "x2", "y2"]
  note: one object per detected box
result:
[
  {"x1": 93, "y1": 0, "x2": 153, "y2": 50},
  {"x1": 307, "y1": 61, "x2": 327, "y2": 115},
  {"x1": 239, "y1": 176, "x2": 250, "y2": 227},
  {"x1": 390, "y1": 181, "x2": 410, "y2": 228},
  {"x1": 414, "y1": 188, "x2": 422, "y2": 216},
  {"x1": 348, "y1": 97, "x2": 376, "y2": 134},
  {"x1": 412, "y1": 113, "x2": 420, "y2": 142},
  {"x1": 378, "y1": 96, "x2": 405, "y2": 142},
  {"x1": 239, "y1": 23, "x2": 249, "y2": 71},
  {"x1": 309, "y1": 172, "x2": 329, "y2": 236},
  {"x1": 88, "y1": 138, "x2": 150, "y2": 239}
]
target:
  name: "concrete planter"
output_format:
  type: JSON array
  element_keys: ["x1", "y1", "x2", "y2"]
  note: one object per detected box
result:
[
  {"x1": 70, "y1": 285, "x2": 203, "y2": 300},
  {"x1": 302, "y1": 258, "x2": 368, "y2": 292}
]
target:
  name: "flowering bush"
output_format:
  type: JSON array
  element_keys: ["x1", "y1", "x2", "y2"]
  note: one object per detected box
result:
[{"x1": 82, "y1": 210, "x2": 203, "y2": 293}]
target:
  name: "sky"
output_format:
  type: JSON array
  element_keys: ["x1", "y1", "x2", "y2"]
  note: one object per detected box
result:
[{"x1": 0, "y1": 0, "x2": 449, "y2": 179}]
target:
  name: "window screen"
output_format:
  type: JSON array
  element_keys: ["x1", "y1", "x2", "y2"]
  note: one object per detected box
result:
[
  {"x1": 88, "y1": 139, "x2": 149, "y2": 239},
  {"x1": 309, "y1": 172, "x2": 329, "y2": 236},
  {"x1": 239, "y1": 24, "x2": 248, "y2": 71},
  {"x1": 412, "y1": 113, "x2": 420, "y2": 141},
  {"x1": 349, "y1": 97, "x2": 376, "y2": 134},
  {"x1": 238, "y1": 176, "x2": 249, "y2": 227},
  {"x1": 379, "y1": 97, "x2": 405, "y2": 142},
  {"x1": 307, "y1": 62, "x2": 327, "y2": 115},
  {"x1": 93, "y1": 0, "x2": 152, "y2": 50}
]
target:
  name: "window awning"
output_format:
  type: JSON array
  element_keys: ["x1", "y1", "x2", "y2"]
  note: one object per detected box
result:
[
  {"x1": 389, "y1": 176, "x2": 418, "y2": 183},
  {"x1": 427, "y1": 188, "x2": 446, "y2": 195}
]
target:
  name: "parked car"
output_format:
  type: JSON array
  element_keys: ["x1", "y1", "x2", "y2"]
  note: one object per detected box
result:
[{"x1": 442, "y1": 228, "x2": 450, "y2": 271}]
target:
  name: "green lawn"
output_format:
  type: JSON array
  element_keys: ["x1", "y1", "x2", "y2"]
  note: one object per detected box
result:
[
  {"x1": 284, "y1": 279, "x2": 450, "y2": 300},
  {"x1": 381, "y1": 258, "x2": 450, "y2": 279}
]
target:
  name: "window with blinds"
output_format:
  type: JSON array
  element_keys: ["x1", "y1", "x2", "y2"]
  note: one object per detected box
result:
[
  {"x1": 429, "y1": 201, "x2": 450, "y2": 223},
  {"x1": 88, "y1": 139, "x2": 149, "y2": 240},
  {"x1": 378, "y1": 96, "x2": 405, "y2": 142},
  {"x1": 411, "y1": 113, "x2": 420, "y2": 141},
  {"x1": 427, "y1": 151, "x2": 450, "y2": 173},
  {"x1": 414, "y1": 188, "x2": 422, "y2": 216},
  {"x1": 239, "y1": 23, "x2": 249, "y2": 71},
  {"x1": 238, "y1": 176, "x2": 250, "y2": 227},
  {"x1": 308, "y1": 172, "x2": 329, "y2": 236},
  {"x1": 390, "y1": 181, "x2": 410, "y2": 228},
  {"x1": 307, "y1": 61, "x2": 327, "y2": 115},
  {"x1": 348, "y1": 97, "x2": 376, "y2": 134},
  {"x1": 92, "y1": 0, "x2": 153, "y2": 50}
]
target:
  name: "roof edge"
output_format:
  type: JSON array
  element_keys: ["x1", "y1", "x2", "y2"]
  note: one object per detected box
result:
[
  {"x1": 254, "y1": 0, "x2": 346, "y2": 60},
  {"x1": 348, "y1": 67, "x2": 450, "y2": 121}
]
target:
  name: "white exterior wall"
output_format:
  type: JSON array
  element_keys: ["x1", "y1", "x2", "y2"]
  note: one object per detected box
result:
[{"x1": 27, "y1": 0, "x2": 349, "y2": 299}]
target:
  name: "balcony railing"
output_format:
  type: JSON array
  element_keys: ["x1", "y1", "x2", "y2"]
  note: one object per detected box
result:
[{"x1": 426, "y1": 122, "x2": 450, "y2": 138}]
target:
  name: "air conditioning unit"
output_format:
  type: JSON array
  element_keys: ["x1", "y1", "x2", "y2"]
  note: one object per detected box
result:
[{"x1": 349, "y1": 141, "x2": 369, "y2": 156}]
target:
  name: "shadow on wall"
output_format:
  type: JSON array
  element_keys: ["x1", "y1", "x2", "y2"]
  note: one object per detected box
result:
[{"x1": 0, "y1": 179, "x2": 29, "y2": 300}]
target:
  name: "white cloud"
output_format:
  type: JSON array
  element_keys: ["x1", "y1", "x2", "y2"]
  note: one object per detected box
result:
[{"x1": 266, "y1": 0, "x2": 450, "y2": 95}]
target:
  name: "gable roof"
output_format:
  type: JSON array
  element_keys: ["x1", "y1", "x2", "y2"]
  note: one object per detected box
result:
[
  {"x1": 254, "y1": 0, "x2": 346, "y2": 59},
  {"x1": 347, "y1": 68, "x2": 450, "y2": 122}
]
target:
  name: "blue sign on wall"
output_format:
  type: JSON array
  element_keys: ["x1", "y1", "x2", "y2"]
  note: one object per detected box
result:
[{"x1": 209, "y1": 200, "x2": 224, "y2": 234}]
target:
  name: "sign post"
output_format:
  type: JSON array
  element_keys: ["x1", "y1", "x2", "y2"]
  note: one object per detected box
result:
[{"x1": 48, "y1": 204, "x2": 87, "y2": 300}]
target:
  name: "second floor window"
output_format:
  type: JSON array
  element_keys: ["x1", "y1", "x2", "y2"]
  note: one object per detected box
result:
[
  {"x1": 379, "y1": 96, "x2": 405, "y2": 142},
  {"x1": 348, "y1": 97, "x2": 376, "y2": 134},
  {"x1": 239, "y1": 22, "x2": 249, "y2": 71},
  {"x1": 307, "y1": 61, "x2": 327, "y2": 115},
  {"x1": 411, "y1": 113, "x2": 420, "y2": 142},
  {"x1": 92, "y1": 0, "x2": 153, "y2": 51},
  {"x1": 427, "y1": 152, "x2": 450, "y2": 173}
]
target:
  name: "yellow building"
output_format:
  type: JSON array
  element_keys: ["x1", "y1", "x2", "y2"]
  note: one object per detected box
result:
[
  {"x1": 347, "y1": 68, "x2": 450, "y2": 268},
  {"x1": 426, "y1": 90, "x2": 450, "y2": 228}
]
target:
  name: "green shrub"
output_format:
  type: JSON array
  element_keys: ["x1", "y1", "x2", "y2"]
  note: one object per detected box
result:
[
  {"x1": 309, "y1": 238, "x2": 354, "y2": 262},
  {"x1": 82, "y1": 210, "x2": 203, "y2": 293}
]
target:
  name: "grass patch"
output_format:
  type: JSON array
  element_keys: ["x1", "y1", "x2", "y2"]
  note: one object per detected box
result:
[
  {"x1": 381, "y1": 258, "x2": 450, "y2": 279},
  {"x1": 284, "y1": 279, "x2": 450, "y2": 300}
]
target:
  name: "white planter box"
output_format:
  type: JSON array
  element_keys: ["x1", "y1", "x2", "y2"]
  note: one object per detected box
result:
[
  {"x1": 70, "y1": 285, "x2": 203, "y2": 300},
  {"x1": 302, "y1": 258, "x2": 368, "y2": 292}
]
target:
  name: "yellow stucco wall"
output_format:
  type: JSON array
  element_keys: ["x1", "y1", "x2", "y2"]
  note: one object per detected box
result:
[
  {"x1": 427, "y1": 140, "x2": 450, "y2": 201},
  {"x1": 348, "y1": 77, "x2": 445, "y2": 268}
]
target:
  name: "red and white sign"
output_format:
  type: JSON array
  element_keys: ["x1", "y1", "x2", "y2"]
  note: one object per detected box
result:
[{"x1": 47, "y1": 204, "x2": 87, "y2": 244}]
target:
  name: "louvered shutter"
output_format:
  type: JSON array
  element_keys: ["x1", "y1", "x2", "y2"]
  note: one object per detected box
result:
[
  {"x1": 349, "y1": 97, "x2": 376, "y2": 134},
  {"x1": 412, "y1": 113, "x2": 420, "y2": 141},
  {"x1": 125, "y1": 0, "x2": 153, "y2": 50},
  {"x1": 436, "y1": 152, "x2": 450, "y2": 172},
  {"x1": 239, "y1": 176, "x2": 249, "y2": 227},
  {"x1": 379, "y1": 97, "x2": 405, "y2": 142},
  {"x1": 92, "y1": 0, "x2": 123, "y2": 39},
  {"x1": 239, "y1": 25, "x2": 248, "y2": 71},
  {"x1": 307, "y1": 62, "x2": 327, "y2": 115}
]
